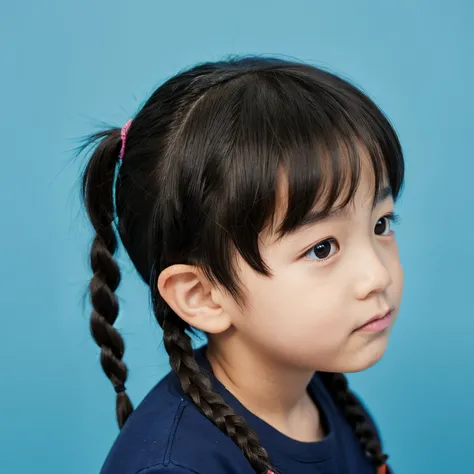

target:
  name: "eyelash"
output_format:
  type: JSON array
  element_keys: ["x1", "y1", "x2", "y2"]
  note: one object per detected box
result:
[
  {"x1": 383, "y1": 212, "x2": 400, "y2": 228},
  {"x1": 302, "y1": 212, "x2": 400, "y2": 262}
]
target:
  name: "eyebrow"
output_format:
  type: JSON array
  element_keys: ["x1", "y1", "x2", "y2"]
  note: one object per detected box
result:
[{"x1": 284, "y1": 185, "x2": 393, "y2": 232}]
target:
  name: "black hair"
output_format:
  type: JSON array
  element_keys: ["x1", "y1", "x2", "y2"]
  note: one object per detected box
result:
[{"x1": 81, "y1": 56, "x2": 404, "y2": 474}]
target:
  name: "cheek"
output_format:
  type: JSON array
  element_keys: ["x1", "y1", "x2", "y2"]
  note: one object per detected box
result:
[
  {"x1": 393, "y1": 260, "x2": 404, "y2": 304},
  {"x1": 237, "y1": 265, "x2": 348, "y2": 362},
  {"x1": 388, "y1": 241, "x2": 404, "y2": 301}
]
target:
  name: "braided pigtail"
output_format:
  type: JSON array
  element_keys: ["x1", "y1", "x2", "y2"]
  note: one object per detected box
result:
[
  {"x1": 158, "y1": 305, "x2": 274, "y2": 474},
  {"x1": 320, "y1": 372, "x2": 388, "y2": 470},
  {"x1": 82, "y1": 128, "x2": 133, "y2": 428}
]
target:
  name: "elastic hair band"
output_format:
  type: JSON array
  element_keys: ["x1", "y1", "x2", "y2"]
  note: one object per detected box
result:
[
  {"x1": 114, "y1": 383, "x2": 126, "y2": 394},
  {"x1": 119, "y1": 119, "x2": 132, "y2": 160}
]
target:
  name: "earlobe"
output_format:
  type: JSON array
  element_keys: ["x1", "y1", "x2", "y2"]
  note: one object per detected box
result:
[{"x1": 157, "y1": 264, "x2": 232, "y2": 334}]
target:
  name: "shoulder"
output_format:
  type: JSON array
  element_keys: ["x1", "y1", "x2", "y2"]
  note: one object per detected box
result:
[
  {"x1": 100, "y1": 372, "x2": 253, "y2": 474},
  {"x1": 100, "y1": 372, "x2": 186, "y2": 474}
]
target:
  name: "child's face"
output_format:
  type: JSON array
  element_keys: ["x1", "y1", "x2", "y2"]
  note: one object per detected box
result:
[{"x1": 223, "y1": 165, "x2": 404, "y2": 374}]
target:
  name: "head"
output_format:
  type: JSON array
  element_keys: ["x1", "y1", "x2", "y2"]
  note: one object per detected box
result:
[{"x1": 82, "y1": 56, "x2": 404, "y2": 473}]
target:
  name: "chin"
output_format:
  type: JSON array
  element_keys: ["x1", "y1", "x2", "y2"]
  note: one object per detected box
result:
[{"x1": 342, "y1": 333, "x2": 390, "y2": 373}]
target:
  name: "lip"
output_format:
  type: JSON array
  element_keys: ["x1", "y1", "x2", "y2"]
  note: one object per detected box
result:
[{"x1": 356, "y1": 309, "x2": 393, "y2": 333}]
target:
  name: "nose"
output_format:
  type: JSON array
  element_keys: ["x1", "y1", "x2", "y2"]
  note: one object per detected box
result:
[{"x1": 353, "y1": 245, "x2": 392, "y2": 300}]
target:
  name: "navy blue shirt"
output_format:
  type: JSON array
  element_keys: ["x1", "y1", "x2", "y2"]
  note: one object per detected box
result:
[{"x1": 101, "y1": 347, "x2": 384, "y2": 474}]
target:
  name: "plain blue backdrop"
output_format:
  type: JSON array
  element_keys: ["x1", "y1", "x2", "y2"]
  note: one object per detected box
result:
[{"x1": 1, "y1": 1, "x2": 473, "y2": 473}]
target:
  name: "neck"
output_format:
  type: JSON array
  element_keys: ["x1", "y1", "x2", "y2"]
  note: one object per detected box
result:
[{"x1": 206, "y1": 337, "x2": 325, "y2": 442}]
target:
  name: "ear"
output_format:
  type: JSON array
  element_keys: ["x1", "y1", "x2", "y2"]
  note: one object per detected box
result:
[{"x1": 157, "y1": 264, "x2": 232, "y2": 334}]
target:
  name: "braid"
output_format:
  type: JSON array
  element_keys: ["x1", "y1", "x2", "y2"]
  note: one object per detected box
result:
[
  {"x1": 82, "y1": 129, "x2": 133, "y2": 428},
  {"x1": 161, "y1": 311, "x2": 273, "y2": 474},
  {"x1": 320, "y1": 372, "x2": 388, "y2": 469}
]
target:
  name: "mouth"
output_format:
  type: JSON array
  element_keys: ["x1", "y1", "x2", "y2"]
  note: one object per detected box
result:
[{"x1": 355, "y1": 309, "x2": 393, "y2": 333}]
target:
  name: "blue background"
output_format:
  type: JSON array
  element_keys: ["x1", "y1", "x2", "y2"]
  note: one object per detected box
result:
[{"x1": 1, "y1": 1, "x2": 473, "y2": 473}]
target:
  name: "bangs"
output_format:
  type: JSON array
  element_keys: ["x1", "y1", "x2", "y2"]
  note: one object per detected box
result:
[
  {"x1": 257, "y1": 72, "x2": 404, "y2": 239},
  {"x1": 274, "y1": 120, "x2": 401, "y2": 238}
]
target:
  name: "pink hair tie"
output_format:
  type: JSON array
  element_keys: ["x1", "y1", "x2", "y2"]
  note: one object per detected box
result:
[{"x1": 119, "y1": 119, "x2": 132, "y2": 160}]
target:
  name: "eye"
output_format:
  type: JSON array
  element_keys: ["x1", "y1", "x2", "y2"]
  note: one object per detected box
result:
[
  {"x1": 304, "y1": 238, "x2": 339, "y2": 261},
  {"x1": 375, "y1": 212, "x2": 400, "y2": 236}
]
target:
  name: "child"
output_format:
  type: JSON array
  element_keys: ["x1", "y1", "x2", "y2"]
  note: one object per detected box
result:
[{"x1": 82, "y1": 56, "x2": 404, "y2": 474}]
